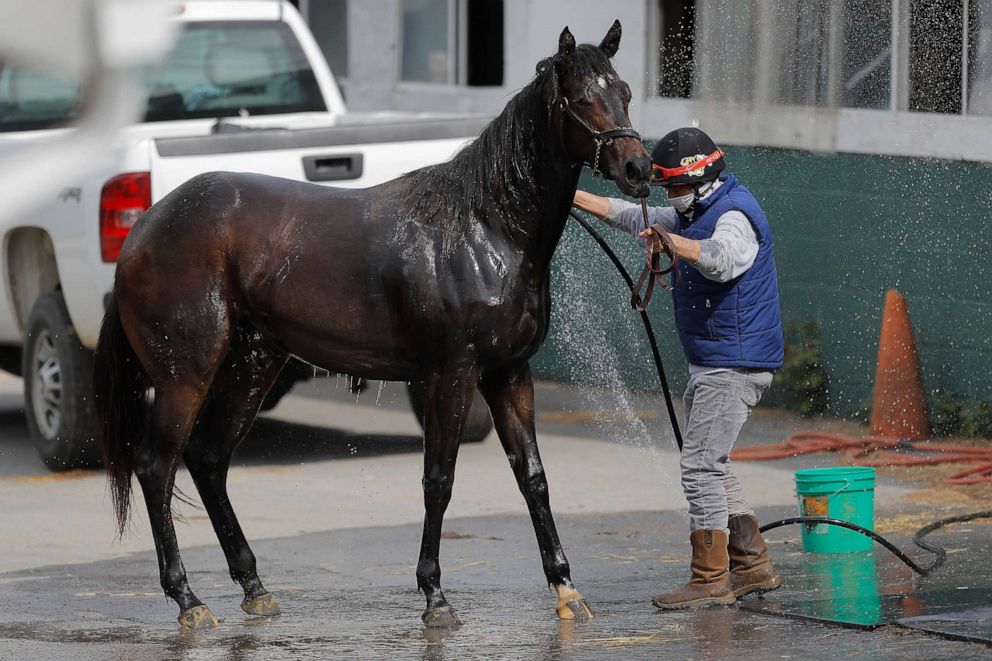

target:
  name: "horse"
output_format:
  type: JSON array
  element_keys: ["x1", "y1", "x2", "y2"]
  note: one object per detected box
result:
[{"x1": 93, "y1": 21, "x2": 651, "y2": 629}]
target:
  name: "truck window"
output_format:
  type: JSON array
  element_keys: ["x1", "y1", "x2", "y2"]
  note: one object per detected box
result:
[
  {"x1": 142, "y1": 21, "x2": 326, "y2": 121},
  {"x1": 0, "y1": 64, "x2": 81, "y2": 132},
  {"x1": 0, "y1": 20, "x2": 327, "y2": 132}
]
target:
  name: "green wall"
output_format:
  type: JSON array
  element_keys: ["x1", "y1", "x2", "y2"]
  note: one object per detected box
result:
[{"x1": 532, "y1": 146, "x2": 992, "y2": 415}]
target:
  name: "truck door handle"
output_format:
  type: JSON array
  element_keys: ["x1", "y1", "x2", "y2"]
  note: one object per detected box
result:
[{"x1": 302, "y1": 153, "x2": 363, "y2": 182}]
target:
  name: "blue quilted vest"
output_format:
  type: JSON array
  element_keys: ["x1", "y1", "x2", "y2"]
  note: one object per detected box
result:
[{"x1": 672, "y1": 174, "x2": 784, "y2": 369}]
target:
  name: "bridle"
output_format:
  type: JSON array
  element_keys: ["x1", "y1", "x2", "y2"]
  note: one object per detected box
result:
[
  {"x1": 557, "y1": 95, "x2": 642, "y2": 177},
  {"x1": 554, "y1": 78, "x2": 680, "y2": 310}
]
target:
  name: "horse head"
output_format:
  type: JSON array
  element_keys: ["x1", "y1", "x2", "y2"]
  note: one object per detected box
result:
[{"x1": 548, "y1": 21, "x2": 651, "y2": 198}]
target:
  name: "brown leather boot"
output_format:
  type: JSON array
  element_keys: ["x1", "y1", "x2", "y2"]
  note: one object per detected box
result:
[
  {"x1": 728, "y1": 514, "x2": 781, "y2": 598},
  {"x1": 652, "y1": 530, "x2": 736, "y2": 610}
]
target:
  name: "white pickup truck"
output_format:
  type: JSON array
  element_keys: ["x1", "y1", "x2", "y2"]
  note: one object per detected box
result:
[{"x1": 0, "y1": 0, "x2": 491, "y2": 468}]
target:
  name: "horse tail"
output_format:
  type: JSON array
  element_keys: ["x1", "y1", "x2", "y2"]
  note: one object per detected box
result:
[{"x1": 93, "y1": 291, "x2": 147, "y2": 538}]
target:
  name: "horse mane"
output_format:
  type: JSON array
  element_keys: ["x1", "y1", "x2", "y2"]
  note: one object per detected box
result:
[{"x1": 403, "y1": 44, "x2": 614, "y2": 244}]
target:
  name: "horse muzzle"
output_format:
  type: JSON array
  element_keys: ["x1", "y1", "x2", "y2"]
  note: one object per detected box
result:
[{"x1": 609, "y1": 148, "x2": 651, "y2": 199}]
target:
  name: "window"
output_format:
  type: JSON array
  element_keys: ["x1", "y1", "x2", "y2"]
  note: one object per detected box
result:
[
  {"x1": 772, "y1": 0, "x2": 838, "y2": 108},
  {"x1": 903, "y1": 0, "x2": 992, "y2": 115},
  {"x1": 656, "y1": 0, "x2": 695, "y2": 98},
  {"x1": 843, "y1": 0, "x2": 891, "y2": 109},
  {"x1": 894, "y1": 0, "x2": 992, "y2": 115},
  {"x1": 140, "y1": 21, "x2": 326, "y2": 122},
  {"x1": 970, "y1": 0, "x2": 992, "y2": 113},
  {"x1": 685, "y1": 0, "x2": 992, "y2": 115},
  {"x1": 400, "y1": 0, "x2": 504, "y2": 86},
  {"x1": 466, "y1": 1, "x2": 504, "y2": 86},
  {"x1": 668, "y1": 0, "x2": 890, "y2": 110},
  {"x1": 908, "y1": 0, "x2": 964, "y2": 113},
  {"x1": 0, "y1": 64, "x2": 81, "y2": 131},
  {"x1": 306, "y1": 0, "x2": 349, "y2": 78},
  {"x1": 0, "y1": 20, "x2": 327, "y2": 133}
]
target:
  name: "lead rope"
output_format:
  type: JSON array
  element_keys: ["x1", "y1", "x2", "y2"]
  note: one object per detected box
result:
[{"x1": 630, "y1": 198, "x2": 680, "y2": 311}]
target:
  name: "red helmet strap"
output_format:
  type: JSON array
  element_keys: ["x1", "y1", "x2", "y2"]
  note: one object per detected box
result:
[{"x1": 652, "y1": 147, "x2": 725, "y2": 182}]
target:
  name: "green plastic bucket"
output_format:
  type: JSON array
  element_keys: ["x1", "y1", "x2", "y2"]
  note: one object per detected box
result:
[{"x1": 794, "y1": 467, "x2": 876, "y2": 553}]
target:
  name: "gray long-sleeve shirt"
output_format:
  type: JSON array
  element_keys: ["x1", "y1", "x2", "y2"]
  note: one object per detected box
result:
[{"x1": 603, "y1": 180, "x2": 758, "y2": 284}]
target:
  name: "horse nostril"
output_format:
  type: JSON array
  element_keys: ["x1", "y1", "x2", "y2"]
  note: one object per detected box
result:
[{"x1": 625, "y1": 158, "x2": 647, "y2": 184}]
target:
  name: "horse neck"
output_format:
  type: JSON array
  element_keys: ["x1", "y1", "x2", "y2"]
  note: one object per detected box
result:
[
  {"x1": 502, "y1": 122, "x2": 581, "y2": 274},
  {"x1": 532, "y1": 156, "x2": 581, "y2": 270}
]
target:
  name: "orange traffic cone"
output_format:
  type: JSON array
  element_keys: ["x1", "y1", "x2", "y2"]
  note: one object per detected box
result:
[{"x1": 870, "y1": 290, "x2": 929, "y2": 440}]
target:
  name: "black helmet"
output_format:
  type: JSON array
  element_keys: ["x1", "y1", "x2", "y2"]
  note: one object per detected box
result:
[{"x1": 650, "y1": 127, "x2": 726, "y2": 187}]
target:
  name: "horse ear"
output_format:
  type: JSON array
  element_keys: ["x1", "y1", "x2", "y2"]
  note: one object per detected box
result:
[
  {"x1": 557, "y1": 26, "x2": 575, "y2": 64},
  {"x1": 535, "y1": 57, "x2": 553, "y2": 75},
  {"x1": 599, "y1": 20, "x2": 622, "y2": 57}
]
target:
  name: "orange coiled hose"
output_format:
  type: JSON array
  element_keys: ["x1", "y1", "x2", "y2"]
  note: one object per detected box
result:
[{"x1": 730, "y1": 433, "x2": 992, "y2": 484}]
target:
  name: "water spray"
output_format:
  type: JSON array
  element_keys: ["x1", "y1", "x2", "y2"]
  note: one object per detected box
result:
[
  {"x1": 567, "y1": 208, "x2": 992, "y2": 578},
  {"x1": 568, "y1": 209, "x2": 683, "y2": 452}
]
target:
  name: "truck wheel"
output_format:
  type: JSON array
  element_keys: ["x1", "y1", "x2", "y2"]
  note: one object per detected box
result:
[
  {"x1": 406, "y1": 381, "x2": 493, "y2": 443},
  {"x1": 22, "y1": 293, "x2": 102, "y2": 470}
]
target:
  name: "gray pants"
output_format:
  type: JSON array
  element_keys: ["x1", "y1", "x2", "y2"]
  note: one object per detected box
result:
[{"x1": 680, "y1": 368, "x2": 773, "y2": 532}]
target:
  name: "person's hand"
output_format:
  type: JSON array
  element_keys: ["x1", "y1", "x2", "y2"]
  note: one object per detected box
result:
[
  {"x1": 638, "y1": 227, "x2": 665, "y2": 253},
  {"x1": 639, "y1": 228, "x2": 701, "y2": 263}
]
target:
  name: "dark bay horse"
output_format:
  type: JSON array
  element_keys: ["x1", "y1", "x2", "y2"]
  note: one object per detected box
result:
[{"x1": 94, "y1": 22, "x2": 650, "y2": 629}]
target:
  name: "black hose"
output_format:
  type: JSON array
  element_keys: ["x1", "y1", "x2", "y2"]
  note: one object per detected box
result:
[
  {"x1": 759, "y1": 511, "x2": 992, "y2": 576},
  {"x1": 568, "y1": 210, "x2": 684, "y2": 451}
]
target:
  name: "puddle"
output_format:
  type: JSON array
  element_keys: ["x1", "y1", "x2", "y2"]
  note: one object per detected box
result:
[{"x1": 741, "y1": 519, "x2": 992, "y2": 643}]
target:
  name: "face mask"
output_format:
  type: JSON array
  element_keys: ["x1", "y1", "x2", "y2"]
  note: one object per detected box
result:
[{"x1": 669, "y1": 192, "x2": 695, "y2": 214}]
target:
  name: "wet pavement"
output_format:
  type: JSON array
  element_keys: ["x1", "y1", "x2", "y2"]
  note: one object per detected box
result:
[
  {"x1": 741, "y1": 517, "x2": 992, "y2": 638},
  {"x1": 1, "y1": 509, "x2": 990, "y2": 659},
  {"x1": 1, "y1": 374, "x2": 991, "y2": 658}
]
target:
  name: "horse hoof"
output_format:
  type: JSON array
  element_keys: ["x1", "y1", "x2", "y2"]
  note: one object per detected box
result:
[
  {"x1": 555, "y1": 586, "x2": 593, "y2": 621},
  {"x1": 178, "y1": 605, "x2": 219, "y2": 629},
  {"x1": 422, "y1": 604, "x2": 462, "y2": 628},
  {"x1": 242, "y1": 592, "x2": 281, "y2": 617}
]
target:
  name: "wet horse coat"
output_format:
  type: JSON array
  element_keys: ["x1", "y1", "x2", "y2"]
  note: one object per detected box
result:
[{"x1": 94, "y1": 22, "x2": 650, "y2": 628}]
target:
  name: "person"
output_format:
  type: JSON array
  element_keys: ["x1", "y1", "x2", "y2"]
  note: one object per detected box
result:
[{"x1": 572, "y1": 127, "x2": 784, "y2": 610}]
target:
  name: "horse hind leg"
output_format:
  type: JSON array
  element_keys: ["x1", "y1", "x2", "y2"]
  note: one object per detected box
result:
[
  {"x1": 183, "y1": 325, "x2": 288, "y2": 618},
  {"x1": 132, "y1": 378, "x2": 218, "y2": 628},
  {"x1": 120, "y1": 280, "x2": 232, "y2": 628}
]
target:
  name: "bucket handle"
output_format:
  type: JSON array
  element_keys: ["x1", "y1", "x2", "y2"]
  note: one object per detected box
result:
[{"x1": 798, "y1": 481, "x2": 852, "y2": 502}]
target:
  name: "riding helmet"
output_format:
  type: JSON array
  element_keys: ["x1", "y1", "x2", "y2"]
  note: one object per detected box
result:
[{"x1": 650, "y1": 127, "x2": 726, "y2": 187}]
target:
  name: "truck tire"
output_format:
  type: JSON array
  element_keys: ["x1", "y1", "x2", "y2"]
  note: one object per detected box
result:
[
  {"x1": 22, "y1": 292, "x2": 102, "y2": 470},
  {"x1": 406, "y1": 381, "x2": 493, "y2": 444}
]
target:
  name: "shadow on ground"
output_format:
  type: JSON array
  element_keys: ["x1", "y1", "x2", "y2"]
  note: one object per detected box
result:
[{"x1": 234, "y1": 417, "x2": 422, "y2": 466}]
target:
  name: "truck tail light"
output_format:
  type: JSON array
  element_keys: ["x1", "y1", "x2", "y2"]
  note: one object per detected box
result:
[{"x1": 100, "y1": 172, "x2": 151, "y2": 262}]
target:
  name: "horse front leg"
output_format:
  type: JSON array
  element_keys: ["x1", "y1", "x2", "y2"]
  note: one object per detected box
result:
[
  {"x1": 479, "y1": 363, "x2": 593, "y2": 621},
  {"x1": 417, "y1": 363, "x2": 479, "y2": 628}
]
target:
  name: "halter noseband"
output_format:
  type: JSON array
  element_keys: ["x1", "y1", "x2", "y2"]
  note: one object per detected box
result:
[{"x1": 558, "y1": 95, "x2": 642, "y2": 177}]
